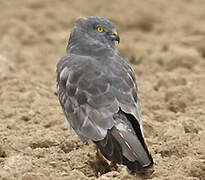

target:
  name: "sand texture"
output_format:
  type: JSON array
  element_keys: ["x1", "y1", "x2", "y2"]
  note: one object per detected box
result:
[{"x1": 0, "y1": 0, "x2": 204, "y2": 179}]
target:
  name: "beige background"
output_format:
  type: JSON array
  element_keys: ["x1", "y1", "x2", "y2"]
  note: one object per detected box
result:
[{"x1": 0, "y1": 0, "x2": 204, "y2": 179}]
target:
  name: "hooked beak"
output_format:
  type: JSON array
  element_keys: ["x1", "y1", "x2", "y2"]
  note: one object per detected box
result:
[{"x1": 110, "y1": 31, "x2": 120, "y2": 43}]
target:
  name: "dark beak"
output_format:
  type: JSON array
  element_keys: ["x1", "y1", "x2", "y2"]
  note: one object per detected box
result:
[{"x1": 111, "y1": 31, "x2": 120, "y2": 43}]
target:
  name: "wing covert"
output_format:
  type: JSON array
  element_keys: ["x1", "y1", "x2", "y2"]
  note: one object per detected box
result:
[{"x1": 57, "y1": 53, "x2": 144, "y2": 143}]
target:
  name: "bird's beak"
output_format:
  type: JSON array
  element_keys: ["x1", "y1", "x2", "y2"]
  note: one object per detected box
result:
[{"x1": 111, "y1": 31, "x2": 120, "y2": 43}]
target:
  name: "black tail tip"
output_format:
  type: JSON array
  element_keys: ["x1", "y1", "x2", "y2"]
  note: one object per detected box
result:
[
  {"x1": 127, "y1": 162, "x2": 154, "y2": 172},
  {"x1": 124, "y1": 155, "x2": 154, "y2": 172}
]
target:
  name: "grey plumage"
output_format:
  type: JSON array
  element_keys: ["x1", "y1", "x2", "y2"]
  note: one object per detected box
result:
[{"x1": 57, "y1": 16, "x2": 153, "y2": 171}]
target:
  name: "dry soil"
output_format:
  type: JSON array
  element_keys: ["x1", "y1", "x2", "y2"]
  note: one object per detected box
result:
[{"x1": 0, "y1": 0, "x2": 204, "y2": 179}]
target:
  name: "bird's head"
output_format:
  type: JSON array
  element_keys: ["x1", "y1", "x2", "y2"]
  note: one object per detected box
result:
[{"x1": 73, "y1": 16, "x2": 120, "y2": 47}]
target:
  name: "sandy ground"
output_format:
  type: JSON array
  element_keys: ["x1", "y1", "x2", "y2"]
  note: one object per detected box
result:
[{"x1": 0, "y1": 0, "x2": 205, "y2": 179}]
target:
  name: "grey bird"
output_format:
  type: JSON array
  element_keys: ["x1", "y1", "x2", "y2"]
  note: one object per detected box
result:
[{"x1": 56, "y1": 16, "x2": 153, "y2": 171}]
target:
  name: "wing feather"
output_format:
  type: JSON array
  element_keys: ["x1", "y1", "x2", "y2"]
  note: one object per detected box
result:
[{"x1": 57, "y1": 53, "x2": 143, "y2": 143}]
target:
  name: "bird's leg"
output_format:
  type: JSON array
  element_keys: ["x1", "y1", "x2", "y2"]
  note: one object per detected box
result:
[
  {"x1": 89, "y1": 146, "x2": 109, "y2": 166},
  {"x1": 96, "y1": 148, "x2": 108, "y2": 164},
  {"x1": 89, "y1": 146, "x2": 108, "y2": 164},
  {"x1": 96, "y1": 148, "x2": 118, "y2": 171}
]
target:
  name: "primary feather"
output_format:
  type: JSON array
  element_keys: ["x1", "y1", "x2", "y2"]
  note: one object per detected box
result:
[{"x1": 56, "y1": 16, "x2": 153, "y2": 171}]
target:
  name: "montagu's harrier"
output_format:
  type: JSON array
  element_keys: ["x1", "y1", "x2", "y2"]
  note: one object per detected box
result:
[{"x1": 56, "y1": 16, "x2": 153, "y2": 171}]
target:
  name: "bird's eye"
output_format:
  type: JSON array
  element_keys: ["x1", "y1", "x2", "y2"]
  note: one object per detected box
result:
[{"x1": 97, "y1": 27, "x2": 104, "y2": 33}]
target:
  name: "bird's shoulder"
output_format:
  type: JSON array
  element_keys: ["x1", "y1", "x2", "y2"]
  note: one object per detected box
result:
[
  {"x1": 57, "y1": 52, "x2": 138, "y2": 102},
  {"x1": 57, "y1": 52, "x2": 139, "y2": 105}
]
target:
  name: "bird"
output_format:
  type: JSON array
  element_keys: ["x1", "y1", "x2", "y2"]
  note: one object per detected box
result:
[{"x1": 56, "y1": 16, "x2": 153, "y2": 171}]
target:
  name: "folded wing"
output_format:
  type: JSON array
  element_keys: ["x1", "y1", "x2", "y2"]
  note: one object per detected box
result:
[{"x1": 57, "y1": 53, "x2": 153, "y2": 170}]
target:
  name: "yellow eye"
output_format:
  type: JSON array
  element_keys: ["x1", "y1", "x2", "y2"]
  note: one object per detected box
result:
[{"x1": 97, "y1": 27, "x2": 104, "y2": 32}]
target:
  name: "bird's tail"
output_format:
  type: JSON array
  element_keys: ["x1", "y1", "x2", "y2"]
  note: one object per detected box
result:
[{"x1": 94, "y1": 111, "x2": 153, "y2": 171}]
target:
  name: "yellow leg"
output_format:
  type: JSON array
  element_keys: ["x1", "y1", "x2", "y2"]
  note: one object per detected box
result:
[{"x1": 96, "y1": 148, "x2": 108, "y2": 164}]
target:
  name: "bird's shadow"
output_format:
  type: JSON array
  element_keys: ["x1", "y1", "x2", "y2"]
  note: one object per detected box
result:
[
  {"x1": 88, "y1": 155, "x2": 154, "y2": 178},
  {"x1": 88, "y1": 156, "x2": 118, "y2": 177},
  {"x1": 129, "y1": 168, "x2": 155, "y2": 179}
]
